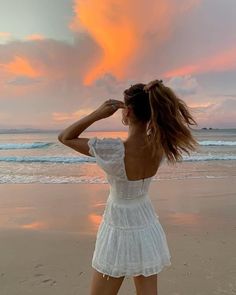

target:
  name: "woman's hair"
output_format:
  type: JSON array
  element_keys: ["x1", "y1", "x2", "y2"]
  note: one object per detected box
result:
[{"x1": 123, "y1": 80, "x2": 198, "y2": 163}]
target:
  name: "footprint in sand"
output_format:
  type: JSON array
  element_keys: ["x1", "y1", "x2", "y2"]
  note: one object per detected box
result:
[
  {"x1": 34, "y1": 264, "x2": 43, "y2": 269},
  {"x1": 34, "y1": 273, "x2": 44, "y2": 277},
  {"x1": 33, "y1": 265, "x2": 56, "y2": 286},
  {"x1": 41, "y1": 278, "x2": 57, "y2": 286}
]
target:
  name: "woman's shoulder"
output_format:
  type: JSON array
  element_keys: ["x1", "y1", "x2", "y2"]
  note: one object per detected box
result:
[{"x1": 88, "y1": 136, "x2": 123, "y2": 157}]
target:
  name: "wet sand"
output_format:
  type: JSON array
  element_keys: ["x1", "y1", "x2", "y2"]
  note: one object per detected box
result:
[{"x1": 0, "y1": 177, "x2": 235, "y2": 294}]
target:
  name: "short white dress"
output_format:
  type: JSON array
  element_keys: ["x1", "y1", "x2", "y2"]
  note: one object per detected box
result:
[{"x1": 88, "y1": 136, "x2": 171, "y2": 279}]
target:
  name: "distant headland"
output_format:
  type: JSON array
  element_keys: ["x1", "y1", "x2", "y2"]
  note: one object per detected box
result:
[{"x1": 201, "y1": 127, "x2": 217, "y2": 130}]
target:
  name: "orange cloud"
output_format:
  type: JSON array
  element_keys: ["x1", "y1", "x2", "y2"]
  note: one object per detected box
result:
[
  {"x1": 25, "y1": 34, "x2": 45, "y2": 41},
  {"x1": 70, "y1": 1, "x2": 138, "y2": 86},
  {"x1": 163, "y1": 46, "x2": 236, "y2": 78},
  {"x1": 69, "y1": 0, "x2": 200, "y2": 86},
  {"x1": 0, "y1": 55, "x2": 41, "y2": 77}
]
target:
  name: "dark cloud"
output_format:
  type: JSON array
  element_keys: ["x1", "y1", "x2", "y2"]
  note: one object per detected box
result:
[{"x1": 166, "y1": 75, "x2": 199, "y2": 96}]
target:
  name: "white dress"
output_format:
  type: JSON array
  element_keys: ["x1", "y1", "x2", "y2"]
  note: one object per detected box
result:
[{"x1": 88, "y1": 136, "x2": 171, "y2": 279}]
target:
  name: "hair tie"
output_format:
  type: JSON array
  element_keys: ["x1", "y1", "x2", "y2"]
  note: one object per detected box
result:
[{"x1": 143, "y1": 79, "x2": 163, "y2": 93}]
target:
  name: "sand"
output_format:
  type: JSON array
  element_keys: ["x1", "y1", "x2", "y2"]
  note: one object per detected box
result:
[{"x1": 0, "y1": 177, "x2": 236, "y2": 294}]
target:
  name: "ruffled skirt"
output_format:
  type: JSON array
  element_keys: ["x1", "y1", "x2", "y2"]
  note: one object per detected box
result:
[{"x1": 92, "y1": 193, "x2": 171, "y2": 278}]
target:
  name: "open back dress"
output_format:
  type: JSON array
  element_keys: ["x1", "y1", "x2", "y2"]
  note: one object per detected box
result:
[{"x1": 88, "y1": 136, "x2": 171, "y2": 279}]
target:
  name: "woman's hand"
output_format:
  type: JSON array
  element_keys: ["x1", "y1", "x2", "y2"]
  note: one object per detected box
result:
[{"x1": 93, "y1": 99, "x2": 125, "y2": 120}]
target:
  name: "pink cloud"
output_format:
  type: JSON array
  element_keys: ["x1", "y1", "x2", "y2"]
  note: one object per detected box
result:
[
  {"x1": 163, "y1": 46, "x2": 236, "y2": 78},
  {"x1": 0, "y1": 36, "x2": 98, "y2": 98}
]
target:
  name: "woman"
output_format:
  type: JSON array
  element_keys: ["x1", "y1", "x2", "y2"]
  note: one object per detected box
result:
[{"x1": 58, "y1": 79, "x2": 198, "y2": 295}]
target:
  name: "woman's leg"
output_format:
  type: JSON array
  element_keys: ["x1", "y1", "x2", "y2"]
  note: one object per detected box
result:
[
  {"x1": 133, "y1": 274, "x2": 158, "y2": 295},
  {"x1": 90, "y1": 269, "x2": 125, "y2": 295}
]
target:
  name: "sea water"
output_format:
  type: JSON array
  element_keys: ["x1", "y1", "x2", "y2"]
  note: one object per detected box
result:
[{"x1": 0, "y1": 129, "x2": 235, "y2": 184}]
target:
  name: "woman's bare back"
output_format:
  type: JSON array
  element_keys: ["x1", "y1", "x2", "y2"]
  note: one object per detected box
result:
[{"x1": 122, "y1": 139, "x2": 163, "y2": 181}]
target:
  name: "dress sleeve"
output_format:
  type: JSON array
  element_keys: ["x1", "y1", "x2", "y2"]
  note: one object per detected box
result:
[
  {"x1": 87, "y1": 136, "x2": 123, "y2": 176},
  {"x1": 87, "y1": 137, "x2": 97, "y2": 157}
]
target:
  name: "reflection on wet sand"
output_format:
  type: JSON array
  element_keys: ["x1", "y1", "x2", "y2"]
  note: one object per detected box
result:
[{"x1": 0, "y1": 183, "x2": 109, "y2": 236}]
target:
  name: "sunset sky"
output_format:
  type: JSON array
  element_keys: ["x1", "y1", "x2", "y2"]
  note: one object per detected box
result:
[{"x1": 0, "y1": 0, "x2": 236, "y2": 130}]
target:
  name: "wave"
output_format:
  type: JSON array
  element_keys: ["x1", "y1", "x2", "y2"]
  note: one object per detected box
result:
[
  {"x1": 0, "y1": 140, "x2": 235, "y2": 150},
  {"x1": 0, "y1": 174, "x2": 105, "y2": 184},
  {"x1": 0, "y1": 154, "x2": 236, "y2": 163},
  {"x1": 0, "y1": 174, "x2": 228, "y2": 184},
  {"x1": 182, "y1": 155, "x2": 236, "y2": 161},
  {"x1": 198, "y1": 140, "x2": 236, "y2": 146},
  {"x1": 0, "y1": 142, "x2": 53, "y2": 150},
  {"x1": 0, "y1": 155, "x2": 94, "y2": 163}
]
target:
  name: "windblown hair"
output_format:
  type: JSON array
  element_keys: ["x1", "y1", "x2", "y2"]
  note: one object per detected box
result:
[{"x1": 123, "y1": 81, "x2": 198, "y2": 163}]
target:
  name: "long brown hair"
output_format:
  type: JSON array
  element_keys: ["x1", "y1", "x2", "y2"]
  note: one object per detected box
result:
[{"x1": 123, "y1": 80, "x2": 198, "y2": 163}]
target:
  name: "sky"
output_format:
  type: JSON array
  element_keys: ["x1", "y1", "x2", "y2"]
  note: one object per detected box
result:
[{"x1": 0, "y1": 0, "x2": 236, "y2": 130}]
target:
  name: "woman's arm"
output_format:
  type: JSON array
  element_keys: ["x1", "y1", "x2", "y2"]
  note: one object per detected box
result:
[
  {"x1": 57, "y1": 111, "x2": 100, "y2": 157},
  {"x1": 57, "y1": 99, "x2": 124, "y2": 156},
  {"x1": 58, "y1": 110, "x2": 99, "y2": 142}
]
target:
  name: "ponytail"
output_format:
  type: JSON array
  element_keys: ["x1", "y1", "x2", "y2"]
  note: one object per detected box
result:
[{"x1": 147, "y1": 80, "x2": 198, "y2": 163}]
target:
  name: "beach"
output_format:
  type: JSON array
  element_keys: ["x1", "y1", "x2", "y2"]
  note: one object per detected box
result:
[{"x1": 0, "y1": 177, "x2": 235, "y2": 295}]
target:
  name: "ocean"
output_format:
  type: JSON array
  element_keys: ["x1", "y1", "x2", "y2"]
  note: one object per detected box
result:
[{"x1": 0, "y1": 129, "x2": 235, "y2": 184}]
